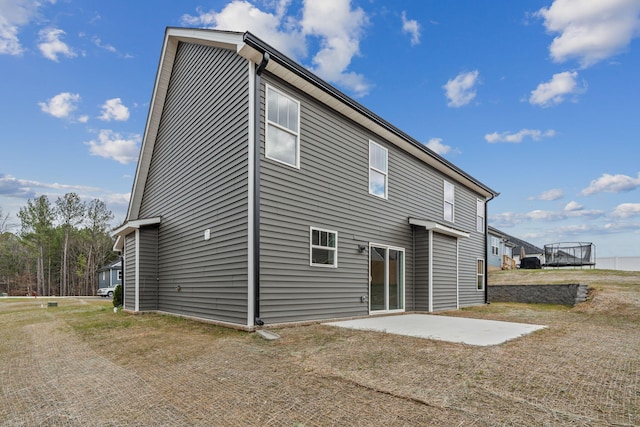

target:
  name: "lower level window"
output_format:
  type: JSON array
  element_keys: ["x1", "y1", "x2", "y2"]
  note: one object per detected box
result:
[
  {"x1": 477, "y1": 258, "x2": 485, "y2": 290},
  {"x1": 310, "y1": 227, "x2": 337, "y2": 267}
]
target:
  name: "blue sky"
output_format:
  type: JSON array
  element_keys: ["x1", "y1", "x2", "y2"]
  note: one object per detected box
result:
[{"x1": 1, "y1": 0, "x2": 639, "y2": 257}]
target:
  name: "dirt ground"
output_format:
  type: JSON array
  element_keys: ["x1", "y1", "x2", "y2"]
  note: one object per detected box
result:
[{"x1": 1, "y1": 270, "x2": 639, "y2": 426}]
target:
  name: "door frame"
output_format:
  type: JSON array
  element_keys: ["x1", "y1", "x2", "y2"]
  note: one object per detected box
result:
[{"x1": 368, "y1": 242, "x2": 406, "y2": 314}]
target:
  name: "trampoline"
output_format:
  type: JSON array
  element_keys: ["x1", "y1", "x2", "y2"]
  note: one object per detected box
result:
[{"x1": 544, "y1": 242, "x2": 596, "y2": 268}]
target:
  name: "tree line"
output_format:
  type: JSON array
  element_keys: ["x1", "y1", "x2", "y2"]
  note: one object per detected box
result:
[{"x1": 0, "y1": 193, "x2": 117, "y2": 296}]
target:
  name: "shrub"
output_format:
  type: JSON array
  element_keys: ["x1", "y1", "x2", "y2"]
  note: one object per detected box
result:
[{"x1": 113, "y1": 284, "x2": 123, "y2": 308}]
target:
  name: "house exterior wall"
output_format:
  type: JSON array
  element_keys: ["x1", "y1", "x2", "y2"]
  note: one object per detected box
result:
[
  {"x1": 258, "y1": 75, "x2": 487, "y2": 324},
  {"x1": 414, "y1": 227, "x2": 429, "y2": 311},
  {"x1": 432, "y1": 233, "x2": 458, "y2": 311},
  {"x1": 137, "y1": 42, "x2": 250, "y2": 324},
  {"x1": 98, "y1": 270, "x2": 110, "y2": 289},
  {"x1": 457, "y1": 189, "x2": 486, "y2": 307},
  {"x1": 123, "y1": 233, "x2": 136, "y2": 310},
  {"x1": 98, "y1": 261, "x2": 122, "y2": 289},
  {"x1": 138, "y1": 226, "x2": 158, "y2": 311}
]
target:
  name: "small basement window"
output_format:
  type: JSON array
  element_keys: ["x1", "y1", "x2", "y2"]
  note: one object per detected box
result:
[
  {"x1": 310, "y1": 227, "x2": 338, "y2": 267},
  {"x1": 477, "y1": 258, "x2": 485, "y2": 290}
]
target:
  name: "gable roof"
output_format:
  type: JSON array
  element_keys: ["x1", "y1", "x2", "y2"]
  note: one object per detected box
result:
[
  {"x1": 98, "y1": 259, "x2": 122, "y2": 272},
  {"x1": 488, "y1": 226, "x2": 544, "y2": 255},
  {"x1": 124, "y1": 27, "x2": 499, "y2": 224}
]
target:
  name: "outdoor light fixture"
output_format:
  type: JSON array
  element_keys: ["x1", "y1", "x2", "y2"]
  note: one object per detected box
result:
[{"x1": 358, "y1": 244, "x2": 367, "y2": 253}]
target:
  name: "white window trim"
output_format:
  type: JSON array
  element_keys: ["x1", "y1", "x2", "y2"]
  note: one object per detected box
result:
[
  {"x1": 265, "y1": 84, "x2": 300, "y2": 169},
  {"x1": 477, "y1": 258, "x2": 485, "y2": 291},
  {"x1": 309, "y1": 227, "x2": 338, "y2": 268},
  {"x1": 444, "y1": 180, "x2": 455, "y2": 222},
  {"x1": 369, "y1": 140, "x2": 388, "y2": 199},
  {"x1": 477, "y1": 199, "x2": 485, "y2": 232}
]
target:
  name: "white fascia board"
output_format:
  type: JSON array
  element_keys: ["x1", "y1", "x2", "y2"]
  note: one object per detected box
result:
[
  {"x1": 408, "y1": 218, "x2": 470, "y2": 239},
  {"x1": 112, "y1": 217, "x2": 162, "y2": 237},
  {"x1": 112, "y1": 216, "x2": 161, "y2": 253}
]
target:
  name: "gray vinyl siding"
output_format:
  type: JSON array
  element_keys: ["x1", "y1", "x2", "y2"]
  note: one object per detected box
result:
[
  {"x1": 413, "y1": 227, "x2": 429, "y2": 311},
  {"x1": 432, "y1": 233, "x2": 458, "y2": 311},
  {"x1": 458, "y1": 191, "x2": 487, "y2": 307},
  {"x1": 138, "y1": 42, "x2": 250, "y2": 325},
  {"x1": 138, "y1": 226, "x2": 158, "y2": 311},
  {"x1": 124, "y1": 233, "x2": 136, "y2": 310},
  {"x1": 258, "y1": 75, "x2": 487, "y2": 324}
]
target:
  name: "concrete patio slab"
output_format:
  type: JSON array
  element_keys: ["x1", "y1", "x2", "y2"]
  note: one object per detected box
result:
[{"x1": 325, "y1": 313, "x2": 546, "y2": 346}]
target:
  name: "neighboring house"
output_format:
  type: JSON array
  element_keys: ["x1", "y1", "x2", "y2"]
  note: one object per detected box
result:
[
  {"x1": 487, "y1": 226, "x2": 516, "y2": 271},
  {"x1": 112, "y1": 28, "x2": 499, "y2": 330},
  {"x1": 491, "y1": 229, "x2": 544, "y2": 268},
  {"x1": 97, "y1": 260, "x2": 122, "y2": 290}
]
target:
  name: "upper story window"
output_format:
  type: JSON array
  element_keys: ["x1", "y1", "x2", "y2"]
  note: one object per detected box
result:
[
  {"x1": 369, "y1": 141, "x2": 388, "y2": 199},
  {"x1": 266, "y1": 85, "x2": 300, "y2": 168},
  {"x1": 477, "y1": 199, "x2": 485, "y2": 232},
  {"x1": 444, "y1": 181, "x2": 455, "y2": 222},
  {"x1": 310, "y1": 227, "x2": 338, "y2": 268}
]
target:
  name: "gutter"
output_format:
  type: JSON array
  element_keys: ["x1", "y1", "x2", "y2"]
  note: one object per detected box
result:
[{"x1": 253, "y1": 52, "x2": 270, "y2": 327}]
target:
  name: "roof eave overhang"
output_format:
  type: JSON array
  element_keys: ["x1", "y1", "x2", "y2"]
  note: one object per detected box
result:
[
  {"x1": 111, "y1": 217, "x2": 162, "y2": 251},
  {"x1": 408, "y1": 217, "x2": 470, "y2": 239}
]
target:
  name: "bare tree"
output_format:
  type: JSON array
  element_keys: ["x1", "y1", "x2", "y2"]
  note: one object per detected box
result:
[
  {"x1": 55, "y1": 193, "x2": 85, "y2": 296},
  {"x1": 0, "y1": 207, "x2": 10, "y2": 234},
  {"x1": 18, "y1": 196, "x2": 54, "y2": 296},
  {"x1": 84, "y1": 199, "x2": 114, "y2": 295}
]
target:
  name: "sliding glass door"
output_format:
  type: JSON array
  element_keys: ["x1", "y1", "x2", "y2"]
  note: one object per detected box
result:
[{"x1": 370, "y1": 244, "x2": 404, "y2": 312}]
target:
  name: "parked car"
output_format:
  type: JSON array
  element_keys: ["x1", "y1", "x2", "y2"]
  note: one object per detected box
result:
[{"x1": 97, "y1": 285, "x2": 117, "y2": 298}]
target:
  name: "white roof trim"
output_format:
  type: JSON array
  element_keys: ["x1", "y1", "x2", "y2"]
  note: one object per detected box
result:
[
  {"x1": 112, "y1": 217, "x2": 162, "y2": 251},
  {"x1": 408, "y1": 218, "x2": 470, "y2": 239}
]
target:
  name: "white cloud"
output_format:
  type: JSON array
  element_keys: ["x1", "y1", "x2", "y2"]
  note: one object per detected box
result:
[
  {"x1": 301, "y1": 0, "x2": 370, "y2": 96},
  {"x1": 0, "y1": 173, "x2": 103, "y2": 200},
  {"x1": 38, "y1": 27, "x2": 76, "y2": 61},
  {"x1": 92, "y1": 37, "x2": 116, "y2": 53},
  {"x1": 401, "y1": 11, "x2": 420, "y2": 46},
  {"x1": 443, "y1": 70, "x2": 479, "y2": 107},
  {"x1": 611, "y1": 203, "x2": 640, "y2": 219},
  {"x1": 529, "y1": 188, "x2": 564, "y2": 201},
  {"x1": 0, "y1": 0, "x2": 53, "y2": 56},
  {"x1": 490, "y1": 205, "x2": 604, "y2": 227},
  {"x1": 564, "y1": 201, "x2": 583, "y2": 211},
  {"x1": 485, "y1": 129, "x2": 556, "y2": 143},
  {"x1": 581, "y1": 172, "x2": 640, "y2": 195},
  {"x1": 181, "y1": 0, "x2": 306, "y2": 60},
  {"x1": 424, "y1": 138, "x2": 451, "y2": 155},
  {"x1": 0, "y1": 19, "x2": 23, "y2": 55},
  {"x1": 536, "y1": 0, "x2": 640, "y2": 68},
  {"x1": 529, "y1": 71, "x2": 585, "y2": 107},
  {"x1": 38, "y1": 92, "x2": 81, "y2": 119},
  {"x1": 99, "y1": 98, "x2": 130, "y2": 121},
  {"x1": 181, "y1": 0, "x2": 371, "y2": 97},
  {"x1": 85, "y1": 130, "x2": 140, "y2": 164}
]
